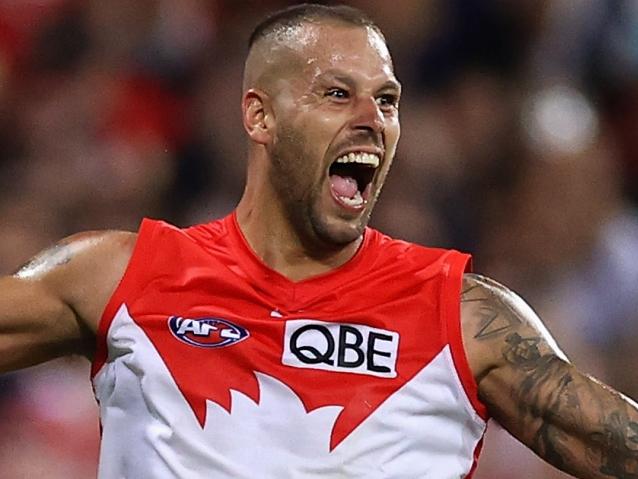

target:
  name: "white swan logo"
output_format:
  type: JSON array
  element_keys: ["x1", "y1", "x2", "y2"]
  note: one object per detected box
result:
[{"x1": 204, "y1": 373, "x2": 345, "y2": 470}]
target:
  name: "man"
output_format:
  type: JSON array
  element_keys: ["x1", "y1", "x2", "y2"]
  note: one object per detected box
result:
[{"x1": 1, "y1": 4, "x2": 637, "y2": 478}]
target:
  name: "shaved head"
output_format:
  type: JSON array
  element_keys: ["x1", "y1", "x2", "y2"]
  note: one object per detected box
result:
[
  {"x1": 243, "y1": 3, "x2": 387, "y2": 93},
  {"x1": 247, "y1": 3, "x2": 383, "y2": 49},
  {"x1": 242, "y1": 31, "x2": 306, "y2": 93}
]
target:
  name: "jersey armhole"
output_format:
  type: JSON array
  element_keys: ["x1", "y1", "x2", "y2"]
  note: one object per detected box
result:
[
  {"x1": 442, "y1": 251, "x2": 490, "y2": 421},
  {"x1": 91, "y1": 218, "x2": 160, "y2": 379}
]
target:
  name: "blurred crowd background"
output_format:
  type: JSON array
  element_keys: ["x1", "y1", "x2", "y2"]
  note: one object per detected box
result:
[{"x1": 1, "y1": 0, "x2": 637, "y2": 477}]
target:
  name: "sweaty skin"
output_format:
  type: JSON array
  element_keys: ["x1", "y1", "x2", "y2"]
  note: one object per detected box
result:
[{"x1": 1, "y1": 19, "x2": 638, "y2": 479}]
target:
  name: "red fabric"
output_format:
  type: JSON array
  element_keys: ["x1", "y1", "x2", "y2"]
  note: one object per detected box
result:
[
  {"x1": 466, "y1": 436, "x2": 485, "y2": 478},
  {"x1": 444, "y1": 252, "x2": 489, "y2": 420},
  {"x1": 93, "y1": 212, "x2": 486, "y2": 449}
]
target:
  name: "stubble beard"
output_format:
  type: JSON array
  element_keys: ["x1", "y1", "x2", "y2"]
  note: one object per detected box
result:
[{"x1": 268, "y1": 125, "x2": 369, "y2": 252}]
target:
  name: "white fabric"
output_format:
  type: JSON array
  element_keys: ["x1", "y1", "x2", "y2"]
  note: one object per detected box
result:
[{"x1": 94, "y1": 304, "x2": 486, "y2": 479}]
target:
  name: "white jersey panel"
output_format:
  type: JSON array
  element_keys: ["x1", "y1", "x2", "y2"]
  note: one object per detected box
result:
[{"x1": 93, "y1": 304, "x2": 486, "y2": 479}]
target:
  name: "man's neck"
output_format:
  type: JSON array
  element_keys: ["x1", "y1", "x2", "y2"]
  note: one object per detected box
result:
[{"x1": 235, "y1": 200, "x2": 362, "y2": 282}]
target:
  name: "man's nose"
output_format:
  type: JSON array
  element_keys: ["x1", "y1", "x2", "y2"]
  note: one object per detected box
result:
[{"x1": 352, "y1": 96, "x2": 384, "y2": 133}]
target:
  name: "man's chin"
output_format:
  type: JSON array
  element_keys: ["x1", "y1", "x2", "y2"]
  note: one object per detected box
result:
[{"x1": 310, "y1": 214, "x2": 368, "y2": 248}]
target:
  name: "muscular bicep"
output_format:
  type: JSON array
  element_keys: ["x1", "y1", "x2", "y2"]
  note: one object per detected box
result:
[
  {"x1": 460, "y1": 273, "x2": 568, "y2": 385},
  {"x1": 0, "y1": 231, "x2": 135, "y2": 373},
  {"x1": 461, "y1": 273, "x2": 571, "y2": 441},
  {"x1": 0, "y1": 275, "x2": 85, "y2": 372},
  {"x1": 461, "y1": 273, "x2": 638, "y2": 478}
]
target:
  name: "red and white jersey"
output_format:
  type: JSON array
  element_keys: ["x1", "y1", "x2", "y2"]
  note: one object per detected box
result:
[{"x1": 91, "y1": 213, "x2": 488, "y2": 478}]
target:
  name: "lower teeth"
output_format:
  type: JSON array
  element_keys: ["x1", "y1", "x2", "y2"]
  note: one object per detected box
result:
[{"x1": 339, "y1": 191, "x2": 364, "y2": 206}]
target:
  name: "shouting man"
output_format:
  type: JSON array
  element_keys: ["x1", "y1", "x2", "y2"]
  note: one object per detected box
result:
[{"x1": 1, "y1": 4, "x2": 637, "y2": 478}]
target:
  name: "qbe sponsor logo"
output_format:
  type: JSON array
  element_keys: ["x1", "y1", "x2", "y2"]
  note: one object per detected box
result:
[{"x1": 282, "y1": 319, "x2": 399, "y2": 378}]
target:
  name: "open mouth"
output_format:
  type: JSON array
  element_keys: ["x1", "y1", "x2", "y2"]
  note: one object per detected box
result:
[{"x1": 328, "y1": 152, "x2": 380, "y2": 209}]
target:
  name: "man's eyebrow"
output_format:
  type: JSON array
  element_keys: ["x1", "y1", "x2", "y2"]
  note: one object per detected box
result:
[
  {"x1": 314, "y1": 71, "x2": 356, "y2": 88},
  {"x1": 314, "y1": 70, "x2": 402, "y2": 92},
  {"x1": 378, "y1": 79, "x2": 402, "y2": 93}
]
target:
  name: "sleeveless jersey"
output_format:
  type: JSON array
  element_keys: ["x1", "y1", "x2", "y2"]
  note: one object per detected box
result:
[{"x1": 91, "y1": 213, "x2": 488, "y2": 479}]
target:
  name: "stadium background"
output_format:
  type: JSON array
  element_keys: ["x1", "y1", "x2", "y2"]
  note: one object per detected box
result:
[{"x1": 1, "y1": 0, "x2": 637, "y2": 477}]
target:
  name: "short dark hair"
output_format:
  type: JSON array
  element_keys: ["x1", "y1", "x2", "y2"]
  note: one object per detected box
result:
[{"x1": 248, "y1": 3, "x2": 385, "y2": 49}]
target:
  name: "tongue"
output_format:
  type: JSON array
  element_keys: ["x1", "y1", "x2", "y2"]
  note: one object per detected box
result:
[{"x1": 330, "y1": 175, "x2": 358, "y2": 199}]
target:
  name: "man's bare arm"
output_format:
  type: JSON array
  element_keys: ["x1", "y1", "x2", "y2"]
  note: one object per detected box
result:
[
  {"x1": 0, "y1": 231, "x2": 136, "y2": 373},
  {"x1": 462, "y1": 273, "x2": 638, "y2": 479}
]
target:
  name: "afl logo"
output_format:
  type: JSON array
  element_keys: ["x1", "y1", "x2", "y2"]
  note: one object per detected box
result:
[{"x1": 168, "y1": 316, "x2": 249, "y2": 348}]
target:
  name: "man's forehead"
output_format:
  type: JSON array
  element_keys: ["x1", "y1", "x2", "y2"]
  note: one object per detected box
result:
[
  {"x1": 245, "y1": 21, "x2": 395, "y2": 93},
  {"x1": 289, "y1": 23, "x2": 395, "y2": 82},
  {"x1": 294, "y1": 22, "x2": 392, "y2": 64}
]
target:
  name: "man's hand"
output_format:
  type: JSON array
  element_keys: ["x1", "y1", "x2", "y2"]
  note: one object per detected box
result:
[
  {"x1": 0, "y1": 231, "x2": 135, "y2": 373},
  {"x1": 462, "y1": 273, "x2": 638, "y2": 479}
]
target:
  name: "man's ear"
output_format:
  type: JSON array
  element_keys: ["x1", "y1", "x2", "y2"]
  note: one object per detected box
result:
[{"x1": 242, "y1": 89, "x2": 274, "y2": 144}]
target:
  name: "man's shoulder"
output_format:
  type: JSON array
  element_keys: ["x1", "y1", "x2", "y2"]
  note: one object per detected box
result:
[
  {"x1": 15, "y1": 229, "x2": 137, "y2": 280},
  {"x1": 65, "y1": 230, "x2": 138, "y2": 270},
  {"x1": 9, "y1": 229, "x2": 139, "y2": 337},
  {"x1": 366, "y1": 227, "x2": 469, "y2": 264},
  {"x1": 153, "y1": 214, "x2": 230, "y2": 244}
]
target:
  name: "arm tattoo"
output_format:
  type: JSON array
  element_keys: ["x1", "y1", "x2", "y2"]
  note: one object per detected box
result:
[
  {"x1": 589, "y1": 408, "x2": 638, "y2": 477},
  {"x1": 463, "y1": 273, "x2": 638, "y2": 478},
  {"x1": 462, "y1": 275, "x2": 522, "y2": 339},
  {"x1": 504, "y1": 331, "x2": 578, "y2": 469},
  {"x1": 503, "y1": 332, "x2": 542, "y2": 369},
  {"x1": 14, "y1": 240, "x2": 75, "y2": 278},
  {"x1": 506, "y1": 333, "x2": 638, "y2": 478}
]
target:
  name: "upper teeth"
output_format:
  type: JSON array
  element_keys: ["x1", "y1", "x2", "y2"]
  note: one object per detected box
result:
[{"x1": 335, "y1": 152, "x2": 379, "y2": 168}]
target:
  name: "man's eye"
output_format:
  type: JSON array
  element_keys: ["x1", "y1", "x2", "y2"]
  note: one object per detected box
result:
[
  {"x1": 326, "y1": 88, "x2": 349, "y2": 100},
  {"x1": 377, "y1": 94, "x2": 398, "y2": 109}
]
